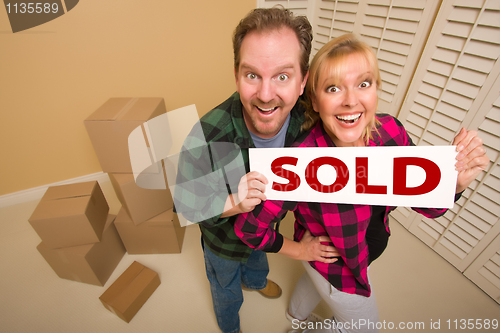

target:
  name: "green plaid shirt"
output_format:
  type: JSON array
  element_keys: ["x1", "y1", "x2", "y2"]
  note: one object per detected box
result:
[{"x1": 175, "y1": 92, "x2": 305, "y2": 262}]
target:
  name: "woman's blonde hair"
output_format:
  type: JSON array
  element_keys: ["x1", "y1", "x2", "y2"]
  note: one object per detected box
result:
[{"x1": 302, "y1": 34, "x2": 381, "y2": 144}]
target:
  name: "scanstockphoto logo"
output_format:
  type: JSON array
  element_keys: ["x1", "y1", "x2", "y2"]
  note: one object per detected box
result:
[{"x1": 3, "y1": 0, "x2": 79, "y2": 33}]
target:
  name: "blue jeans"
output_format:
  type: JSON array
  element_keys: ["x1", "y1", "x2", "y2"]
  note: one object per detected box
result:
[{"x1": 203, "y1": 240, "x2": 269, "y2": 333}]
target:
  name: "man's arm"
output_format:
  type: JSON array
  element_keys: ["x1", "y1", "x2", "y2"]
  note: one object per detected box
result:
[{"x1": 174, "y1": 131, "x2": 233, "y2": 226}]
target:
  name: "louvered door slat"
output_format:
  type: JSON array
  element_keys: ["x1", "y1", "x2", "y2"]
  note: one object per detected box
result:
[
  {"x1": 455, "y1": 217, "x2": 485, "y2": 240},
  {"x1": 385, "y1": 18, "x2": 418, "y2": 33},
  {"x1": 441, "y1": 90, "x2": 474, "y2": 111},
  {"x1": 432, "y1": 47, "x2": 461, "y2": 65},
  {"x1": 447, "y1": 78, "x2": 480, "y2": 99},
  {"x1": 454, "y1": 67, "x2": 488, "y2": 87},
  {"x1": 466, "y1": 39, "x2": 500, "y2": 59},
  {"x1": 464, "y1": 232, "x2": 500, "y2": 304}
]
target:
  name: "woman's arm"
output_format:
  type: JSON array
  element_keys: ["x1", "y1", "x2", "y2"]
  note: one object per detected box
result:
[{"x1": 235, "y1": 201, "x2": 339, "y2": 263}]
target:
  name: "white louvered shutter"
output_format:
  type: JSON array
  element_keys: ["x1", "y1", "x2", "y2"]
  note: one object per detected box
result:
[
  {"x1": 393, "y1": 0, "x2": 500, "y2": 302},
  {"x1": 312, "y1": 0, "x2": 359, "y2": 49}
]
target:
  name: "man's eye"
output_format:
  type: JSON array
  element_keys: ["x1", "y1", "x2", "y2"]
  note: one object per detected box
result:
[
  {"x1": 326, "y1": 86, "x2": 340, "y2": 93},
  {"x1": 247, "y1": 73, "x2": 257, "y2": 79},
  {"x1": 277, "y1": 74, "x2": 288, "y2": 81}
]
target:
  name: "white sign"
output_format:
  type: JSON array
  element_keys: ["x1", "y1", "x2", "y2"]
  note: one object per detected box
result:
[{"x1": 250, "y1": 146, "x2": 458, "y2": 208}]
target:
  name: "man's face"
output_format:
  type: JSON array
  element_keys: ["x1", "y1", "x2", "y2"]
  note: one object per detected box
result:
[{"x1": 235, "y1": 28, "x2": 308, "y2": 139}]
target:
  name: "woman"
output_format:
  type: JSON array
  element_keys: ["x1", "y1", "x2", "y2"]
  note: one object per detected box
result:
[{"x1": 234, "y1": 34, "x2": 489, "y2": 333}]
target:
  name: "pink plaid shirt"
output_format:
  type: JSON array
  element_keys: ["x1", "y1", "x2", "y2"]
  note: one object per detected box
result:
[{"x1": 235, "y1": 114, "x2": 449, "y2": 297}]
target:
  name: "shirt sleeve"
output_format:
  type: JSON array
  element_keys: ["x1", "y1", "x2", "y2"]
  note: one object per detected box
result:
[
  {"x1": 389, "y1": 115, "x2": 461, "y2": 219},
  {"x1": 173, "y1": 126, "x2": 246, "y2": 228},
  {"x1": 235, "y1": 200, "x2": 295, "y2": 252},
  {"x1": 411, "y1": 190, "x2": 463, "y2": 218}
]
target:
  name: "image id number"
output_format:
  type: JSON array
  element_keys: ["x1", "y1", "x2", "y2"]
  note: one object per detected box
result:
[
  {"x1": 6, "y1": 3, "x2": 59, "y2": 14},
  {"x1": 446, "y1": 319, "x2": 498, "y2": 330}
]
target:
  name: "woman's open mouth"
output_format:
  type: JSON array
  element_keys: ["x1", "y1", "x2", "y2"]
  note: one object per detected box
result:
[{"x1": 336, "y1": 113, "x2": 362, "y2": 124}]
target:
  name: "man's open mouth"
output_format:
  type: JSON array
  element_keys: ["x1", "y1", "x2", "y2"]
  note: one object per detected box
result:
[{"x1": 256, "y1": 106, "x2": 279, "y2": 114}]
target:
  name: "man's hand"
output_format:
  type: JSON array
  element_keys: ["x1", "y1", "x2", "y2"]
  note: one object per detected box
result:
[
  {"x1": 453, "y1": 128, "x2": 490, "y2": 193},
  {"x1": 234, "y1": 171, "x2": 268, "y2": 213},
  {"x1": 279, "y1": 231, "x2": 339, "y2": 263},
  {"x1": 221, "y1": 171, "x2": 268, "y2": 217}
]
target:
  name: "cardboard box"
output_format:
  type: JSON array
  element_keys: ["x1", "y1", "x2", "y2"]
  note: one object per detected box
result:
[
  {"x1": 84, "y1": 98, "x2": 166, "y2": 173},
  {"x1": 29, "y1": 181, "x2": 109, "y2": 249},
  {"x1": 115, "y1": 207, "x2": 185, "y2": 254},
  {"x1": 36, "y1": 215, "x2": 126, "y2": 286},
  {"x1": 109, "y1": 173, "x2": 173, "y2": 225},
  {"x1": 99, "y1": 261, "x2": 161, "y2": 323}
]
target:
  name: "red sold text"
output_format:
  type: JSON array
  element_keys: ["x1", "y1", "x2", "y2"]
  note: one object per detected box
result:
[{"x1": 271, "y1": 156, "x2": 441, "y2": 196}]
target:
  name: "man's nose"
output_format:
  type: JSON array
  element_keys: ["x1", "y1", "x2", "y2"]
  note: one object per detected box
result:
[{"x1": 257, "y1": 79, "x2": 276, "y2": 104}]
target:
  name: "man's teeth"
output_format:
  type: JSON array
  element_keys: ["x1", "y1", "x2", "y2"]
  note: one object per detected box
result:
[
  {"x1": 336, "y1": 113, "x2": 361, "y2": 123},
  {"x1": 258, "y1": 106, "x2": 277, "y2": 112}
]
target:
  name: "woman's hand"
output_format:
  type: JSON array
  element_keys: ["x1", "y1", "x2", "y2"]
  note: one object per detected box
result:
[
  {"x1": 279, "y1": 230, "x2": 339, "y2": 263},
  {"x1": 453, "y1": 128, "x2": 490, "y2": 193},
  {"x1": 298, "y1": 230, "x2": 339, "y2": 263}
]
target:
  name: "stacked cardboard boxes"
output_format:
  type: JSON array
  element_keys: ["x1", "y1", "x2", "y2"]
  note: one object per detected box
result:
[
  {"x1": 114, "y1": 208, "x2": 184, "y2": 254},
  {"x1": 27, "y1": 98, "x2": 184, "y2": 322},
  {"x1": 84, "y1": 98, "x2": 185, "y2": 254},
  {"x1": 29, "y1": 181, "x2": 126, "y2": 286}
]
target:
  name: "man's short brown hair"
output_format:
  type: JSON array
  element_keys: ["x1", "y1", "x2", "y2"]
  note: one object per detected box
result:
[{"x1": 233, "y1": 8, "x2": 313, "y2": 79}]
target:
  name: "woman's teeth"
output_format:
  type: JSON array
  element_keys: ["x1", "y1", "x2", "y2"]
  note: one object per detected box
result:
[{"x1": 336, "y1": 113, "x2": 361, "y2": 124}]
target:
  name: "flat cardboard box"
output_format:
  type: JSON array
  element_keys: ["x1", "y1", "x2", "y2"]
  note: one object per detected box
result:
[
  {"x1": 109, "y1": 173, "x2": 173, "y2": 225},
  {"x1": 115, "y1": 207, "x2": 185, "y2": 254},
  {"x1": 29, "y1": 181, "x2": 109, "y2": 249},
  {"x1": 36, "y1": 215, "x2": 126, "y2": 286},
  {"x1": 99, "y1": 261, "x2": 161, "y2": 323},
  {"x1": 84, "y1": 98, "x2": 166, "y2": 173}
]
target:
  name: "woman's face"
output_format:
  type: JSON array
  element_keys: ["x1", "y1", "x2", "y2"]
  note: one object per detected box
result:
[{"x1": 312, "y1": 53, "x2": 378, "y2": 147}]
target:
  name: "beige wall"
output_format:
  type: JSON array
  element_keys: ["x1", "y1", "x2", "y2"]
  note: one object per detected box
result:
[{"x1": 0, "y1": 0, "x2": 256, "y2": 196}]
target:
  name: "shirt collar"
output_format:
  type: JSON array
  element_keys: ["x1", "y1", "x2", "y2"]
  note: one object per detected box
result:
[{"x1": 230, "y1": 92, "x2": 254, "y2": 148}]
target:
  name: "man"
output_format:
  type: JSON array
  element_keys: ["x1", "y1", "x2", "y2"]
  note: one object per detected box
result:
[{"x1": 174, "y1": 8, "x2": 335, "y2": 333}]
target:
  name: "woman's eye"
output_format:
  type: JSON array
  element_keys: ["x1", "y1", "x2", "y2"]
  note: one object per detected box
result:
[
  {"x1": 326, "y1": 86, "x2": 340, "y2": 93},
  {"x1": 360, "y1": 80, "x2": 372, "y2": 88},
  {"x1": 277, "y1": 74, "x2": 288, "y2": 81},
  {"x1": 247, "y1": 73, "x2": 257, "y2": 80}
]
